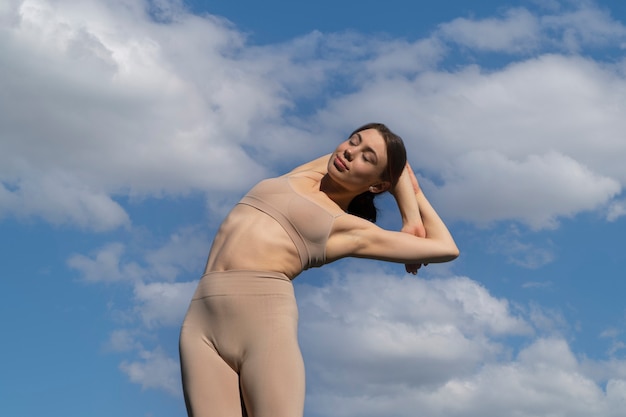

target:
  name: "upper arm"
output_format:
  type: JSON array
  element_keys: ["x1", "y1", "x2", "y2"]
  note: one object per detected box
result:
[{"x1": 328, "y1": 216, "x2": 459, "y2": 265}]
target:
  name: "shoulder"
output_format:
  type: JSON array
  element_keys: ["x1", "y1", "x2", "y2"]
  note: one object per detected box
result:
[
  {"x1": 331, "y1": 212, "x2": 376, "y2": 231},
  {"x1": 326, "y1": 214, "x2": 385, "y2": 259},
  {"x1": 286, "y1": 153, "x2": 331, "y2": 176}
]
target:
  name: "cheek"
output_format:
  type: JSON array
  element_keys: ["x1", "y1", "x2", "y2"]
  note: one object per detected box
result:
[{"x1": 355, "y1": 163, "x2": 381, "y2": 181}]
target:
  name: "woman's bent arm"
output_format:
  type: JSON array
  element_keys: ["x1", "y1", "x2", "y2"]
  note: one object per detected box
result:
[
  {"x1": 391, "y1": 163, "x2": 427, "y2": 272},
  {"x1": 330, "y1": 189, "x2": 459, "y2": 265},
  {"x1": 350, "y1": 214, "x2": 458, "y2": 264},
  {"x1": 414, "y1": 190, "x2": 457, "y2": 254},
  {"x1": 392, "y1": 163, "x2": 424, "y2": 232}
]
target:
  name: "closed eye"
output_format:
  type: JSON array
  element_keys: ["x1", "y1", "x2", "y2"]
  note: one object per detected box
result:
[
  {"x1": 349, "y1": 133, "x2": 362, "y2": 146},
  {"x1": 363, "y1": 152, "x2": 376, "y2": 163}
]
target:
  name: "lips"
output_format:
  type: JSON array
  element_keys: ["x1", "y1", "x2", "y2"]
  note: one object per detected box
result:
[{"x1": 334, "y1": 155, "x2": 348, "y2": 171}]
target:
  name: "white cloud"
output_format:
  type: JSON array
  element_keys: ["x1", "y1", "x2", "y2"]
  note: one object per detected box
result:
[
  {"x1": 133, "y1": 280, "x2": 197, "y2": 328},
  {"x1": 316, "y1": 52, "x2": 625, "y2": 229},
  {"x1": 1, "y1": 0, "x2": 274, "y2": 229},
  {"x1": 434, "y1": 150, "x2": 620, "y2": 229},
  {"x1": 0, "y1": 172, "x2": 130, "y2": 231},
  {"x1": 541, "y1": 2, "x2": 626, "y2": 51},
  {"x1": 438, "y1": 8, "x2": 541, "y2": 53},
  {"x1": 4, "y1": 0, "x2": 626, "y2": 230},
  {"x1": 437, "y1": 3, "x2": 626, "y2": 54},
  {"x1": 581, "y1": 355, "x2": 626, "y2": 382},
  {"x1": 105, "y1": 329, "x2": 143, "y2": 352},
  {"x1": 598, "y1": 327, "x2": 626, "y2": 356},
  {"x1": 362, "y1": 37, "x2": 445, "y2": 76},
  {"x1": 67, "y1": 226, "x2": 208, "y2": 283},
  {"x1": 607, "y1": 198, "x2": 626, "y2": 221},
  {"x1": 413, "y1": 339, "x2": 612, "y2": 417},
  {"x1": 67, "y1": 242, "x2": 141, "y2": 282},
  {"x1": 142, "y1": 227, "x2": 210, "y2": 281},
  {"x1": 120, "y1": 347, "x2": 180, "y2": 395},
  {"x1": 522, "y1": 280, "x2": 553, "y2": 289},
  {"x1": 487, "y1": 226, "x2": 556, "y2": 268},
  {"x1": 299, "y1": 268, "x2": 626, "y2": 417},
  {"x1": 92, "y1": 232, "x2": 626, "y2": 415},
  {"x1": 297, "y1": 267, "x2": 531, "y2": 394},
  {"x1": 525, "y1": 302, "x2": 568, "y2": 334}
]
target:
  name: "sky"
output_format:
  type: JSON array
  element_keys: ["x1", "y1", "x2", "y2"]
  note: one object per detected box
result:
[{"x1": 2, "y1": 0, "x2": 626, "y2": 416}]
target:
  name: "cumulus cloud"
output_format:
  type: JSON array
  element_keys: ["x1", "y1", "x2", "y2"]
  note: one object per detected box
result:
[
  {"x1": 410, "y1": 339, "x2": 624, "y2": 417},
  {"x1": 3, "y1": 0, "x2": 626, "y2": 230},
  {"x1": 299, "y1": 268, "x2": 626, "y2": 417},
  {"x1": 435, "y1": 150, "x2": 620, "y2": 229},
  {"x1": 133, "y1": 280, "x2": 197, "y2": 328},
  {"x1": 437, "y1": 3, "x2": 626, "y2": 53},
  {"x1": 105, "y1": 329, "x2": 143, "y2": 353},
  {"x1": 120, "y1": 347, "x2": 180, "y2": 395},
  {"x1": 487, "y1": 225, "x2": 556, "y2": 268},
  {"x1": 312, "y1": 51, "x2": 626, "y2": 228},
  {"x1": 438, "y1": 8, "x2": 542, "y2": 53},
  {"x1": 0, "y1": 172, "x2": 130, "y2": 231},
  {"x1": 1, "y1": 0, "x2": 273, "y2": 229},
  {"x1": 541, "y1": 2, "x2": 626, "y2": 51},
  {"x1": 607, "y1": 198, "x2": 626, "y2": 221},
  {"x1": 142, "y1": 227, "x2": 209, "y2": 281},
  {"x1": 67, "y1": 242, "x2": 140, "y2": 282},
  {"x1": 67, "y1": 226, "x2": 208, "y2": 283},
  {"x1": 297, "y1": 267, "x2": 531, "y2": 394},
  {"x1": 101, "y1": 259, "x2": 626, "y2": 417}
]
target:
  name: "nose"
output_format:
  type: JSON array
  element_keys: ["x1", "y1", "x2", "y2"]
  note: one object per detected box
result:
[{"x1": 344, "y1": 147, "x2": 353, "y2": 161}]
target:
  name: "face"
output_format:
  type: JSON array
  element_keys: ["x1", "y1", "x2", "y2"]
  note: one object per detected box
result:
[{"x1": 328, "y1": 128, "x2": 390, "y2": 193}]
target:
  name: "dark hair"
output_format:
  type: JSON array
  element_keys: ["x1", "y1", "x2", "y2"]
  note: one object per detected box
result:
[{"x1": 346, "y1": 123, "x2": 407, "y2": 222}]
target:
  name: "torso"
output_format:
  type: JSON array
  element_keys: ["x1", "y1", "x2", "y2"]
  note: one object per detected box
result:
[{"x1": 204, "y1": 171, "x2": 346, "y2": 279}]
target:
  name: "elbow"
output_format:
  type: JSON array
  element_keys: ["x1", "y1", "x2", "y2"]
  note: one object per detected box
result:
[
  {"x1": 440, "y1": 244, "x2": 460, "y2": 263},
  {"x1": 420, "y1": 242, "x2": 459, "y2": 264}
]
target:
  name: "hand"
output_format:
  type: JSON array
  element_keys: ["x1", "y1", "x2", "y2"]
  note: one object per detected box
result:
[
  {"x1": 400, "y1": 223, "x2": 428, "y2": 275},
  {"x1": 405, "y1": 163, "x2": 421, "y2": 194}
]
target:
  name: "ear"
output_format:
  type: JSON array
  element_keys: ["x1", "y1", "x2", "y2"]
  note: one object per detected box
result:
[{"x1": 369, "y1": 181, "x2": 391, "y2": 194}]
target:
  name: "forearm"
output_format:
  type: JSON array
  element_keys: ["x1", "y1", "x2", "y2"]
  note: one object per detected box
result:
[
  {"x1": 415, "y1": 191, "x2": 458, "y2": 254},
  {"x1": 392, "y1": 164, "x2": 422, "y2": 225}
]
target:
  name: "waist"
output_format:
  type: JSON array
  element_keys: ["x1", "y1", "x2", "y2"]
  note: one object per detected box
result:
[{"x1": 192, "y1": 270, "x2": 294, "y2": 300}]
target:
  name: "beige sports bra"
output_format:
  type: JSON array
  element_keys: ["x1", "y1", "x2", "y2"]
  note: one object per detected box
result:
[{"x1": 237, "y1": 175, "x2": 344, "y2": 270}]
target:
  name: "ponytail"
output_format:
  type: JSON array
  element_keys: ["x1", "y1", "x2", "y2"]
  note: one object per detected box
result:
[{"x1": 347, "y1": 191, "x2": 378, "y2": 223}]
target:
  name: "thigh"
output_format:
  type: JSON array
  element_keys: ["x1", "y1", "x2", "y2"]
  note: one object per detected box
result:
[
  {"x1": 179, "y1": 318, "x2": 243, "y2": 417},
  {"x1": 239, "y1": 300, "x2": 305, "y2": 417},
  {"x1": 240, "y1": 343, "x2": 305, "y2": 417}
]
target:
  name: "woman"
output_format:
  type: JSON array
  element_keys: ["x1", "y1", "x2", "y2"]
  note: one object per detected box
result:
[{"x1": 179, "y1": 123, "x2": 459, "y2": 417}]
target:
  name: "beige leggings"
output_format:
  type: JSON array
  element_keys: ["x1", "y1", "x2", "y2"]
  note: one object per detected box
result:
[{"x1": 179, "y1": 270, "x2": 305, "y2": 417}]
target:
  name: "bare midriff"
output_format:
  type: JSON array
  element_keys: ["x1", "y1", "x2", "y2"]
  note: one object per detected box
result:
[{"x1": 204, "y1": 204, "x2": 303, "y2": 279}]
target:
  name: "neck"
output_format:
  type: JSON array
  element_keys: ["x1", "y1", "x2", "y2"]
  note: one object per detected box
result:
[{"x1": 319, "y1": 174, "x2": 362, "y2": 211}]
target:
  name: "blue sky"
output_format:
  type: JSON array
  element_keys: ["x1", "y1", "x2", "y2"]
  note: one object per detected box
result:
[{"x1": 2, "y1": 0, "x2": 626, "y2": 416}]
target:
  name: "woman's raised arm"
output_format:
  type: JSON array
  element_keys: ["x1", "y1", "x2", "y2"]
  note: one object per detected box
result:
[
  {"x1": 329, "y1": 165, "x2": 459, "y2": 267},
  {"x1": 392, "y1": 163, "x2": 427, "y2": 273},
  {"x1": 392, "y1": 163, "x2": 426, "y2": 235}
]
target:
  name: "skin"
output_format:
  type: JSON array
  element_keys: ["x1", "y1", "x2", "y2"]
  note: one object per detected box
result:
[{"x1": 204, "y1": 128, "x2": 459, "y2": 279}]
